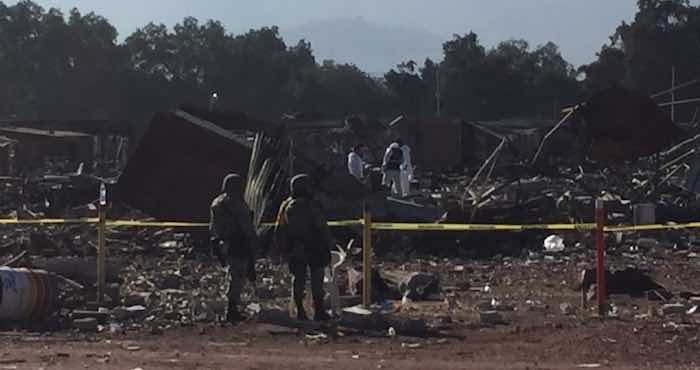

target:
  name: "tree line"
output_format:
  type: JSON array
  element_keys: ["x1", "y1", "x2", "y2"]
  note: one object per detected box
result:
[{"x1": 0, "y1": 0, "x2": 697, "y2": 125}]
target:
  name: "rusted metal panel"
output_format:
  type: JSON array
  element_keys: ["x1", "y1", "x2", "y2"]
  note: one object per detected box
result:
[
  {"x1": 581, "y1": 86, "x2": 685, "y2": 161},
  {"x1": 0, "y1": 119, "x2": 132, "y2": 136},
  {"x1": 115, "y1": 111, "x2": 252, "y2": 222},
  {"x1": 0, "y1": 127, "x2": 93, "y2": 173},
  {"x1": 467, "y1": 119, "x2": 579, "y2": 164},
  {"x1": 397, "y1": 119, "x2": 463, "y2": 171},
  {"x1": 0, "y1": 136, "x2": 16, "y2": 175}
]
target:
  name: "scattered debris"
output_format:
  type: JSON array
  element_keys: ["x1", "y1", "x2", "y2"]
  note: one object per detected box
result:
[
  {"x1": 0, "y1": 98, "x2": 699, "y2": 368},
  {"x1": 381, "y1": 271, "x2": 441, "y2": 301},
  {"x1": 340, "y1": 306, "x2": 388, "y2": 332},
  {"x1": 544, "y1": 235, "x2": 566, "y2": 253},
  {"x1": 73, "y1": 318, "x2": 98, "y2": 333},
  {"x1": 579, "y1": 268, "x2": 670, "y2": 298},
  {"x1": 479, "y1": 311, "x2": 506, "y2": 326},
  {"x1": 661, "y1": 303, "x2": 687, "y2": 316},
  {"x1": 560, "y1": 303, "x2": 574, "y2": 316}
]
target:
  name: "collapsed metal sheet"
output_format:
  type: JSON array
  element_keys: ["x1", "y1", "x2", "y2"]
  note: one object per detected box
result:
[
  {"x1": 581, "y1": 86, "x2": 685, "y2": 161},
  {"x1": 396, "y1": 119, "x2": 463, "y2": 171},
  {"x1": 117, "y1": 109, "x2": 377, "y2": 224},
  {"x1": 115, "y1": 110, "x2": 252, "y2": 222},
  {"x1": 686, "y1": 155, "x2": 700, "y2": 193}
]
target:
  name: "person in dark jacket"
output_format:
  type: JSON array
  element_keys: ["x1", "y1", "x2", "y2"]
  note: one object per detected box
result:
[
  {"x1": 210, "y1": 173, "x2": 258, "y2": 323},
  {"x1": 274, "y1": 174, "x2": 333, "y2": 321}
]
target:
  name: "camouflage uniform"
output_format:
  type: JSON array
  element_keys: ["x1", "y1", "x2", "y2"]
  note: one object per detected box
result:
[
  {"x1": 210, "y1": 174, "x2": 258, "y2": 322},
  {"x1": 275, "y1": 174, "x2": 333, "y2": 321}
]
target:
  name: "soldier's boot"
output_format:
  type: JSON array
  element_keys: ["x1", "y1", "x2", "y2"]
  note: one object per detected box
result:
[
  {"x1": 295, "y1": 296, "x2": 309, "y2": 321},
  {"x1": 226, "y1": 311, "x2": 243, "y2": 323},
  {"x1": 313, "y1": 302, "x2": 331, "y2": 322},
  {"x1": 297, "y1": 308, "x2": 309, "y2": 321},
  {"x1": 311, "y1": 268, "x2": 330, "y2": 322},
  {"x1": 314, "y1": 310, "x2": 331, "y2": 322},
  {"x1": 226, "y1": 302, "x2": 244, "y2": 323},
  {"x1": 293, "y1": 271, "x2": 309, "y2": 321},
  {"x1": 295, "y1": 297, "x2": 309, "y2": 321}
]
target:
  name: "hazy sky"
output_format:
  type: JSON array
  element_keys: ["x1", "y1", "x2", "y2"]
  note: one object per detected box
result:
[{"x1": 8, "y1": 1, "x2": 697, "y2": 73}]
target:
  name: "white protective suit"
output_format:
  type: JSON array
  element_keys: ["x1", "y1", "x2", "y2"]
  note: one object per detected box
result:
[
  {"x1": 347, "y1": 151, "x2": 365, "y2": 181},
  {"x1": 399, "y1": 144, "x2": 413, "y2": 197},
  {"x1": 382, "y1": 143, "x2": 403, "y2": 196}
]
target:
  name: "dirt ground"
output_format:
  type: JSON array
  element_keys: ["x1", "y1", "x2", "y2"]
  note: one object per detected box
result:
[
  {"x1": 0, "y1": 317, "x2": 698, "y2": 370},
  {"x1": 4, "y1": 229, "x2": 700, "y2": 370},
  {"x1": 4, "y1": 251, "x2": 700, "y2": 370}
]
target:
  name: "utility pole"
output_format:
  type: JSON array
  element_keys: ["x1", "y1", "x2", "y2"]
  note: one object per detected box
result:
[
  {"x1": 96, "y1": 183, "x2": 107, "y2": 305},
  {"x1": 436, "y1": 65, "x2": 442, "y2": 118},
  {"x1": 209, "y1": 92, "x2": 219, "y2": 112},
  {"x1": 671, "y1": 66, "x2": 676, "y2": 123}
]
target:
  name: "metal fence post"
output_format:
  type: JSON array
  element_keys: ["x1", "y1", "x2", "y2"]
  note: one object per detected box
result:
[
  {"x1": 362, "y1": 203, "x2": 373, "y2": 308},
  {"x1": 595, "y1": 199, "x2": 606, "y2": 317},
  {"x1": 97, "y1": 183, "x2": 107, "y2": 305}
]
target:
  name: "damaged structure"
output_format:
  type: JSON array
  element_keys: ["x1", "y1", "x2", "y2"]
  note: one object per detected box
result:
[
  {"x1": 0, "y1": 120, "x2": 132, "y2": 176},
  {"x1": 1, "y1": 83, "x2": 699, "y2": 353},
  {"x1": 0, "y1": 127, "x2": 93, "y2": 175}
]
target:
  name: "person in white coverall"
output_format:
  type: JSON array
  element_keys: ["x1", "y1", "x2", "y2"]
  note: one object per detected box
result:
[
  {"x1": 382, "y1": 142, "x2": 404, "y2": 196},
  {"x1": 398, "y1": 140, "x2": 413, "y2": 197},
  {"x1": 347, "y1": 145, "x2": 366, "y2": 181}
]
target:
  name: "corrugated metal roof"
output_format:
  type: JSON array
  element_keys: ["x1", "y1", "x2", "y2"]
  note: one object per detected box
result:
[
  {"x1": 0, "y1": 119, "x2": 131, "y2": 135},
  {"x1": 0, "y1": 136, "x2": 18, "y2": 148},
  {"x1": 0, "y1": 127, "x2": 91, "y2": 138},
  {"x1": 474, "y1": 118, "x2": 557, "y2": 131}
]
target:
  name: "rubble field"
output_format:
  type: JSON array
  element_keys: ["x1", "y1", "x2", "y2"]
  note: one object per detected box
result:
[
  {"x1": 2, "y1": 106, "x2": 700, "y2": 369},
  {"x1": 2, "y1": 220, "x2": 700, "y2": 369}
]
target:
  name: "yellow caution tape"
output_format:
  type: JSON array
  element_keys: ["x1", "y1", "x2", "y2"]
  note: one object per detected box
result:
[
  {"x1": 3, "y1": 218, "x2": 700, "y2": 233},
  {"x1": 106, "y1": 220, "x2": 209, "y2": 228},
  {"x1": 369, "y1": 222, "x2": 597, "y2": 231},
  {"x1": 329, "y1": 220, "x2": 363, "y2": 227},
  {"x1": 0, "y1": 218, "x2": 99, "y2": 225},
  {"x1": 0, "y1": 219, "x2": 360, "y2": 228},
  {"x1": 605, "y1": 222, "x2": 700, "y2": 232},
  {"x1": 260, "y1": 220, "x2": 363, "y2": 228}
]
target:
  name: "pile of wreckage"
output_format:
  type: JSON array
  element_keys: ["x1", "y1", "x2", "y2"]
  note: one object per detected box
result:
[{"x1": 0, "y1": 85, "x2": 700, "y2": 336}]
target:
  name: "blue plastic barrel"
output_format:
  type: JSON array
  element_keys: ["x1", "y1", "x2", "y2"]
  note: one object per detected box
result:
[{"x1": 0, "y1": 267, "x2": 59, "y2": 321}]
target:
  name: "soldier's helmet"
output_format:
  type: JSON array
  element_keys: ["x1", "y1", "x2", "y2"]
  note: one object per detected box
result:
[
  {"x1": 290, "y1": 174, "x2": 312, "y2": 198},
  {"x1": 222, "y1": 173, "x2": 243, "y2": 195}
]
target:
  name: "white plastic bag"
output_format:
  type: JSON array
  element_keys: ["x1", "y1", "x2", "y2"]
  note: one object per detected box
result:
[{"x1": 543, "y1": 235, "x2": 565, "y2": 252}]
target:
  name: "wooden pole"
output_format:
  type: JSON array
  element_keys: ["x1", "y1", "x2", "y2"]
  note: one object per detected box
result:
[
  {"x1": 659, "y1": 97, "x2": 700, "y2": 107},
  {"x1": 96, "y1": 183, "x2": 107, "y2": 305},
  {"x1": 362, "y1": 203, "x2": 373, "y2": 308},
  {"x1": 436, "y1": 65, "x2": 441, "y2": 118},
  {"x1": 651, "y1": 78, "x2": 699, "y2": 99},
  {"x1": 595, "y1": 199, "x2": 606, "y2": 317},
  {"x1": 462, "y1": 138, "x2": 507, "y2": 209},
  {"x1": 531, "y1": 109, "x2": 575, "y2": 166},
  {"x1": 672, "y1": 66, "x2": 676, "y2": 123}
]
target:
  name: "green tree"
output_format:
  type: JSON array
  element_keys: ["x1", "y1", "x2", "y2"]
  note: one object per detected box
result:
[
  {"x1": 582, "y1": 0, "x2": 700, "y2": 96},
  {"x1": 441, "y1": 32, "x2": 486, "y2": 119},
  {"x1": 384, "y1": 60, "x2": 428, "y2": 115}
]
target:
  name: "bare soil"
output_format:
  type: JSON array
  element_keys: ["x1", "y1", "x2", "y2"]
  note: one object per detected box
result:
[{"x1": 0, "y1": 317, "x2": 698, "y2": 370}]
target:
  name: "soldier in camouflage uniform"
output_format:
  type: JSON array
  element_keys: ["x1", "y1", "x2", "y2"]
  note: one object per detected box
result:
[
  {"x1": 275, "y1": 174, "x2": 333, "y2": 321},
  {"x1": 210, "y1": 174, "x2": 258, "y2": 323}
]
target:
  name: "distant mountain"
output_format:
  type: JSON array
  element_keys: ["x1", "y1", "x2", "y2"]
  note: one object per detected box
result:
[{"x1": 283, "y1": 18, "x2": 443, "y2": 76}]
